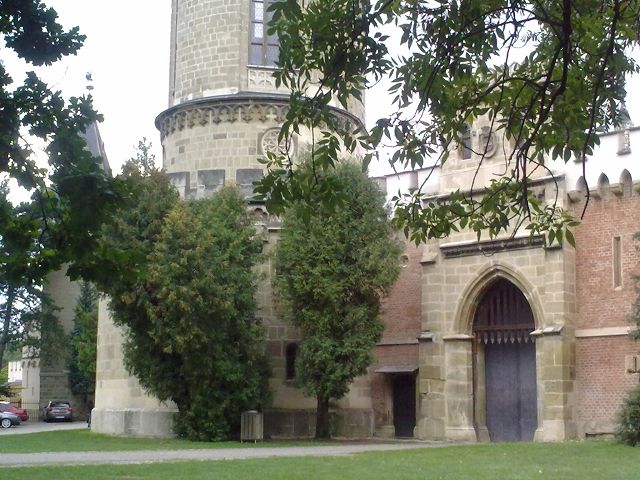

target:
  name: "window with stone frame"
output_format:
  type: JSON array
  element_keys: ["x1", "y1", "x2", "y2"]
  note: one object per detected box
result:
[
  {"x1": 613, "y1": 235, "x2": 622, "y2": 289},
  {"x1": 250, "y1": 0, "x2": 279, "y2": 67},
  {"x1": 461, "y1": 123, "x2": 472, "y2": 159},
  {"x1": 285, "y1": 343, "x2": 298, "y2": 380}
]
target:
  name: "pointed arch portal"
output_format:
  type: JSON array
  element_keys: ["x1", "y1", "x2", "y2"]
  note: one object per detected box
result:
[{"x1": 473, "y1": 279, "x2": 537, "y2": 441}]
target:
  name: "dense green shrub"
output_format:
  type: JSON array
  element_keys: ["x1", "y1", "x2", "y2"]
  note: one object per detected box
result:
[
  {"x1": 68, "y1": 282, "x2": 98, "y2": 404},
  {"x1": 99, "y1": 160, "x2": 269, "y2": 440},
  {"x1": 615, "y1": 384, "x2": 640, "y2": 446},
  {"x1": 275, "y1": 162, "x2": 401, "y2": 438}
]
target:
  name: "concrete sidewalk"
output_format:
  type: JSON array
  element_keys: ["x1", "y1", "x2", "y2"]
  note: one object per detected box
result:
[
  {"x1": 0, "y1": 421, "x2": 87, "y2": 436},
  {"x1": 1, "y1": 442, "x2": 436, "y2": 467}
]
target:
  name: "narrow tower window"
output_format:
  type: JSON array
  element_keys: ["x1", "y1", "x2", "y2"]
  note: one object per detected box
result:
[
  {"x1": 285, "y1": 343, "x2": 298, "y2": 380},
  {"x1": 613, "y1": 236, "x2": 622, "y2": 288},
  {"x1": 250, "y1": 1, "x2": 279, "y2": 66},
  {"x1": 461, "y1": 123, "x2": 472, "y2": 159}
]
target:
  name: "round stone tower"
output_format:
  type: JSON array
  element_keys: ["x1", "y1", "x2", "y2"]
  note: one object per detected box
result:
[
  {"x1": 92, "y1": 0, "x2": 367, "y2": 437},
  {"x1": 155, "y1": 0, "x2": 363, "y2": 199}
]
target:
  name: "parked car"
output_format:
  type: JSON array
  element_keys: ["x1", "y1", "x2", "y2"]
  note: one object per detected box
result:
[
  {"x1": 42, "y1": 401, "x2": 73, "y2": 422},
  {"x1": 0, "y1": 402, "x2": 29, "y2": 421},
  {"x1": 0, "y1": 411, "x2": 21, "y2": 428}
]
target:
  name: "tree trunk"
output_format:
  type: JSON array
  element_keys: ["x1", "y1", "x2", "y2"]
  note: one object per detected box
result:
[
  {"x1": 0, "y1": 286, "x2": 16, "y2": 370},
  {"x1": 315, "y1": 394, "x2": 331, "y2": 439}
]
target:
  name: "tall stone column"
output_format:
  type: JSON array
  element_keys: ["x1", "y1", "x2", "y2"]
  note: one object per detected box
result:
[
  {"x1": 416, "y1": 333, "x2": 446, "y2": 439},
  {"x1": 443, "y1": 335, "x2": 476, "y2": 441},
  {"x1": 92, "y1": 298, "x2": 177, "y2": 437},
  {"x1": 533, "y1": 330, "x2": 577, "y2": 441}
]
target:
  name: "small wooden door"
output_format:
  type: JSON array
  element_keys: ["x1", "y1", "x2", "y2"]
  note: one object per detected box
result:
[{"x1": 393, "y1": 375, "x2": 416, "y2": 438}]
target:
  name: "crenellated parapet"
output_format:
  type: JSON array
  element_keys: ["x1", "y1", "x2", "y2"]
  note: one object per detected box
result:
[{"x1": 567, "y1": 168, "x2": 640, "y2": 204}]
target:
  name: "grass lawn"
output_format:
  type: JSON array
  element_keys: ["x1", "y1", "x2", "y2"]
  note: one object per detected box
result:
[
  {"x1": 1, "y1": 440, "x2": 639, "y2": 480},
  {"x1": 0, "y1": 429, "x2": 339, "y2": 453}
]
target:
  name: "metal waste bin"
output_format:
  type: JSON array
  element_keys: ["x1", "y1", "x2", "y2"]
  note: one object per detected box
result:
[{"x1": 241, "y1": 410, "x2": 263, "y2": 442}]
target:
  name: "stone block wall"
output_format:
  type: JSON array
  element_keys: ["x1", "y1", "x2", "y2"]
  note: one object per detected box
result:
[
  {"x1": 417, "y1": 228, "x2": 578, "y2": 441},
  {"x1": 38, "y1": 270, "x2": 84, "y2": 419},
  {"x1": 92, "y1": 298, "x2": 177, "y2": 437},
  {"x1": 171, "y1": 0, "x2": 247, "y2": 104}
]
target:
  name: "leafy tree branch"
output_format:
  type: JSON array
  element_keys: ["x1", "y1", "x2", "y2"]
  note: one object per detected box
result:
[{"x1": 257, "y1": 0, "x2": 639, "y2": 245}]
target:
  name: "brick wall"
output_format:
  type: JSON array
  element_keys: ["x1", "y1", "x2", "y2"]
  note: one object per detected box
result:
[
  {"x1": 379, "y1": 241, "x2": 423, "y2": 342},
  {"x1": 370, "y1": 241, "x2": 423, "y2": 433},
  {"x1": 571, "y1": 187, "x2": 640, "y2": 435},
  {"x1": 571, "y1": 191, "x2": 640, "y2": 330},
  {"x1": 575, "y1": 337, "x2": 638, "y2": 434}
]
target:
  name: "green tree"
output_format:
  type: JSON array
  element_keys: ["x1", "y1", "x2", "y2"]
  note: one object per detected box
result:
[
  {"x1": 0, "y1": 364, "x2": 11, "y2": 398},
  {"x1": 0, "y1": 186, "x2": 65, "y2": 372},
  {"x1": 615, "y1": 384, "x2": 640, "y2": 445},
  {"x1": 1, "y1": 1, "x2": 122, "y2": 281},
  {"x1": 68, "y1": 282, "x2": 98, "y2": 405},
  {"x1": 275, "y1": 162, "x2": 401, "y2": 438},
  {"x1": 135, "y1": 189, "x2": 269, "y2": 440},
  {"x1": 92, "y1": 140, "x2": 179, "y2": 290},
  {"x1": 97, "y1": 152, "x2": 269, "y2": 440},
  {"x1": 257, "y1": 0, "x2": 639, "y2": 244}
]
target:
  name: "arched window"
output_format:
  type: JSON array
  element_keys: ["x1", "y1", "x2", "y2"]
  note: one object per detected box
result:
[
  {"x1": 250, "y1": 1, "x2": 279, "y2": 66},
  {"x1": 285, "y1": 343, "x2": 298, "y2": 380},
  {"x1": 461, "y1": 123, "x2": 472, "y2": 159}
]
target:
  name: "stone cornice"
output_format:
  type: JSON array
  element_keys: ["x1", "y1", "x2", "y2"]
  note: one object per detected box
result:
[
  {"x1": 376, "y1": 337, "x2": 420, "y2": 346},
  {"x1": 155, "y1": 92, "x2": 364, "y2": 140},
  {"x1": 575, "y1": 326, "x2": 632, "y2": 338},
  {"x1": 439, "y1": 235, "x2": 544, "y2": 259},
  {"x1": 422, "y1": 174, "x2": 563, "y2": 203}
]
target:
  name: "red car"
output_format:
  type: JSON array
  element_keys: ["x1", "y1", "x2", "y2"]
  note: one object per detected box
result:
[{"x1": 0, "y1": 402, "x2": 29, "y2": 421}]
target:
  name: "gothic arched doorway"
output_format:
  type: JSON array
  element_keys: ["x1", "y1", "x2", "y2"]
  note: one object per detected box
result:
[{"x1": 473, "y1": 279, "x2": 537, "y2": 441}]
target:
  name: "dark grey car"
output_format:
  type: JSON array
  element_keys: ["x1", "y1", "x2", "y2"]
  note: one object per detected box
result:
[
  {"x1": 0, "y1": 411, "x2": 21, "y2": 428},
  {"x1": 42, "y1": 401, "x2": 73, "y2": 422}
]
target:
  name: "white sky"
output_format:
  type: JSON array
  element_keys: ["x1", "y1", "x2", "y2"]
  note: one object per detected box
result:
[
  {"x1": 4, "y1": 0, "x2": 172, "y2": 174},
  {"x1": 3, "y1": 1, "x2": 639, "y2": 177}
]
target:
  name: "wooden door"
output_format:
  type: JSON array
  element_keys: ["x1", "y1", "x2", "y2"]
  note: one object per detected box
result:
[
  {"x1": 485, "y1": 341, "x2": 537, "y2": 441},
  {"x1": 474, "y1": 279, "x2": 537, "y2": 442}
]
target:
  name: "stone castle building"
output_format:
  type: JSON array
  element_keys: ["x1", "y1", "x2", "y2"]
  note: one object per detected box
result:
[
  {"x1": 33, "y1": 0, "x2": 639, "y2": 441},
  {"x1": 20, "y1": 124, "x2": 109, "y2": 420}
]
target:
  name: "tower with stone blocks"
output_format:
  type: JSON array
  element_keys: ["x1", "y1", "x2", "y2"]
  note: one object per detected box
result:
[
  {"x1": 20, "y1": 123, "x2": 109, "y2": 421},
  {"x1": 92, "y1": 0, "x2": 368, "y2": 437}
]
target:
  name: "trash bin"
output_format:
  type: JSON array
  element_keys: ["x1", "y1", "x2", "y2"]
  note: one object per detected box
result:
[{"x1": 240, "y1": 410, "x2": 263, "y2": 442}]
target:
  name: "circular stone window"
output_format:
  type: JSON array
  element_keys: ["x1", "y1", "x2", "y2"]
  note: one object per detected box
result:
[{"x1": 259, "y1": 128, "x2": 296, "y2": 157}]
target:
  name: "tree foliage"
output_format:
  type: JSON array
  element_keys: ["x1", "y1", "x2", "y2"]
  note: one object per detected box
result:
[
  {"x1": 257, "y1": 0, "x2": 639, "y2": 244},
  {"x1": 0, "y1": 184, "x2": 65, "y2": 371},
  {"x1": 0, "y1": 1, "x2": 122, "y2": 282},
  {"x1": 615, "y1": 384, "x2": 640, "y2": 446},
  {"x1": 0, "y1": 363, "x2": 12, "y2": 398},
  {"x1": 68, "y1": 281, "x2": 98, "y2": 401},
  {"x1": 97, "y1": 154, "x2": 269, "y2": 441},
  {"x1": 275, "y1": 162, "x2": 401, "y2": 438}
]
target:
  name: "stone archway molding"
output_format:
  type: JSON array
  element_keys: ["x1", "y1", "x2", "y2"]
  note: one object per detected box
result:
[{"x1": 452, "y1": 260, "x2": 545, "y2": 335}]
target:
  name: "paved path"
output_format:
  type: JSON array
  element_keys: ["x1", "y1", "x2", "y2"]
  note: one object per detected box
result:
[
  {"x1": 0, "y1": 421, "x2": 87, "y2": 436},
  {"x1": 1, "y1": 443, "x2": 438, "y2": 467}
]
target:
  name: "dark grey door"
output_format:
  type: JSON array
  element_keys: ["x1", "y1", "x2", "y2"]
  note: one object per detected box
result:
[
  {"x1": 485, "y1": 340, "x2": 537, "y2": 441},
  {"x1": 393, "y1": 375, "x2": 416, "y2": 438}
]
